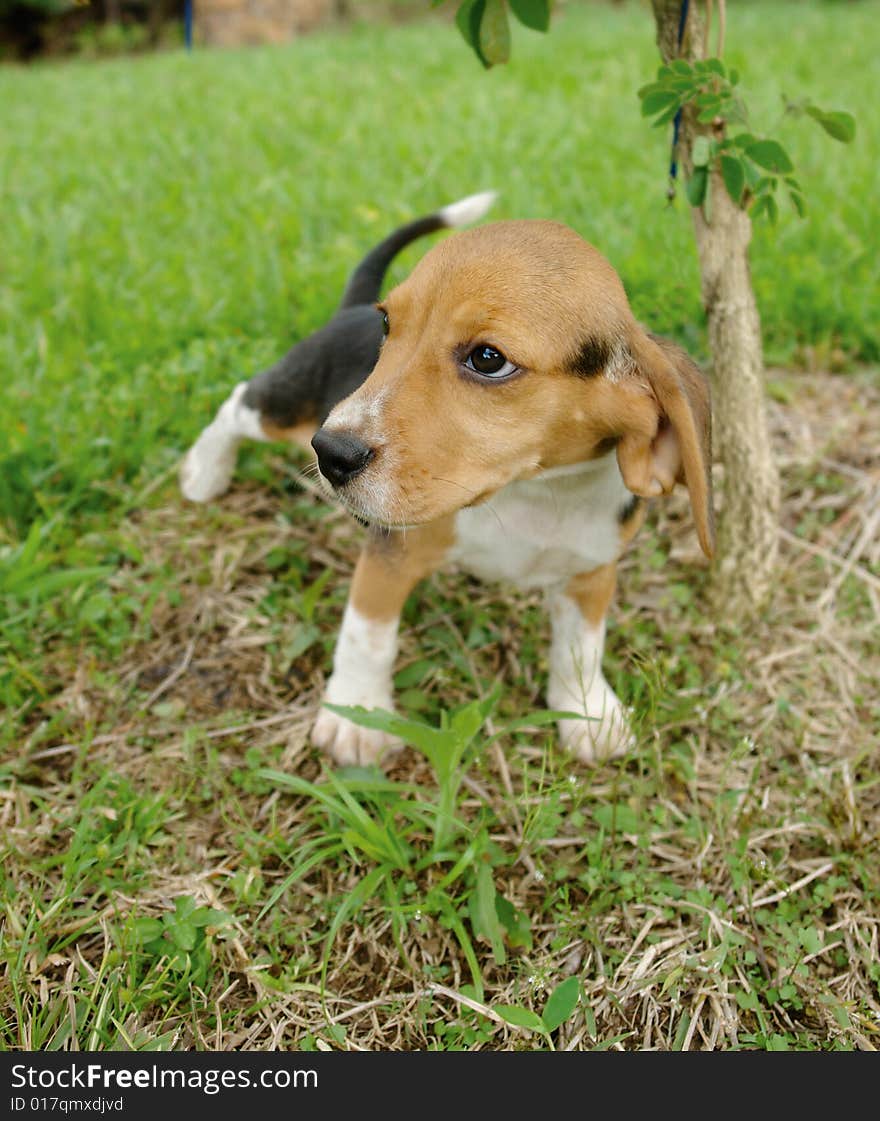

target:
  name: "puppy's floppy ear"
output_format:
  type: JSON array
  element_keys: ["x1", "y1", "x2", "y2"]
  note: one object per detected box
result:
[{"x1": 615, "y1": 329, "x2": 716, "y2": 558}]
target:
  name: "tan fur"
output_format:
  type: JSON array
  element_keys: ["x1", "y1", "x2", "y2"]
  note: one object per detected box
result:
[
  {"x1": 350, "y1": 520, "x2": 455, "y2": 622},
  {"x1": 566, "y1": 564, "x2": 618, "y2": 628},
  {"x1": 618, "y1": 499, "x2": 648, "y2": 549},
  {"x1": 620, "y1": 332, "x2": 715, "y2": 556},
  {"x1": 259, "y1": 418, "x2": 318, "y2": 451},
  {"x1": 324, "y1": 220, "x2": 713, "y2": 552}
]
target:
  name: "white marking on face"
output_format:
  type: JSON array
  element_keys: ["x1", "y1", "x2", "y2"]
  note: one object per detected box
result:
[
  {"x1": 346, "y1": 473, "x2": 401, "y2": 528},
  {"x1": 324, "y1": 385, "x2": 390, "y2": 441},
  {"x1": 180, "y1": 382, "x2": 266, "y2": 502},
  {"x1": 317, "y1": 385, "x2": 413, "y2": 526}
]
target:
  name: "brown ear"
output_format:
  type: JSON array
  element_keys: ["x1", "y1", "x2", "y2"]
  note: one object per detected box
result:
[{"x1": 615, "y1": 330, "x2": 716, "y2": 558}]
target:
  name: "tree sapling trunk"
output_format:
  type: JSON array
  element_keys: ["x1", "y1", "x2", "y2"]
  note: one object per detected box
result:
[{"x1": 651, "y1": 0, "x2": 780, "y2": 616}]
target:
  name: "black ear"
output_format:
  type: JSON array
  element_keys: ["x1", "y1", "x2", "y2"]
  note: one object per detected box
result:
[{"x1": 615, "y1": 330, "x2": 715, "y2": 558}]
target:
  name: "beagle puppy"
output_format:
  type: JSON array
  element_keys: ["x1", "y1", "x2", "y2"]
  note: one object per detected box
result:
[
  {"x1": 180, "y1": 191, "x2": 497, "y2": 502},
  {"x1": 183, "y1": 205, "x2": 714, "y2": 768}
]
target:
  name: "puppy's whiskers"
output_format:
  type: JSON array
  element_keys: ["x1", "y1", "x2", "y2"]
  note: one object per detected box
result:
[
  {"x1": 432, "y1": 474, "x2": 506, "y2": 532},
  {"x1": 430, "y1": 474, "x2": 478, "y2": 503}
]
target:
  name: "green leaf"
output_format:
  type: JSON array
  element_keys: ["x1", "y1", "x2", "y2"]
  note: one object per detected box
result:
[
  {"x1": 685, "y1": 166, "x2": 708, "y2": 208},
  {"x1": 751, "y1": 194, "x2": 779, "y2": 224},
  {"x1": 165, "y1": 920, "x2": 197, "y2": 952},
  {"x1": 455, "y1": 0, "x2": 489, "y2": 66},
  {"x1": 640, "y1": 89, "x2": 679, "y2": 118},
  {"x1": 495, "y1": 893, "x2": 533, "y2": 950},
  {"x1": 325, "y1": 1024, "x2": 347, "y2": 1046},
  {"x1": 189, "y1": 906, "x2": 232, "y2": 929},
  {"x1": 509, "y1": 0, "x2": 550, "y2": 32},
  {"x1": 173, "y1": 895, "x2": 197, "y2": 921},
  {"x1": 479, "y1": 0, "x2": 511, "y2": 66},
  {"x1": 751, "y1": 195, "x2": 769, "y2": 221},
  {"x1": 584, "y1": 1001, "x2": 597, "y2": 1039},
  {"x1": 133, "y1": 918, "x2": 164, "y2": 943},
  {"x1": 799, "y1": 926, "x2": 823, "y2": 956},
  {"x1": 720, "y1": 154, "x2": 745, "y2": 205},
  {"x1": 788, "y1": 188, "x2": 806, "y2": 218},
  {"x1": 450, "y1": 697, "x2": 491, "y2": 744},
  {"x1": 691, "y1": 135, "x2": 711, "y2": 168},
  {"x1": 697, "y1": 105, "x2": 723, "y2": 124},
  {"x1": 744, "y1": 138, "x2": 794, "y2": 174},
  {"x1": 281, "y1": 623, "x2": 320, "y2": 663},
  {"x1": 741, "y1": 156, "x2": 763, "y2": 189},
  {"x1": 593, "y1": 802, "x2": 641, "y2": 833},
  {"x1": 542, "y1": 976, "x2": 580, "y2": 1032},
  {"x1": 394, "y1": 659, "x2": 434, "y2": 688},
  {"x1": 729, "y1": 131, "x2": 758, "y2": 150},
  {"x1": 805, "y1": 106, "x2": 856, "y2": 143},
  {"x1": 438, "y1": 896, "x2": 485, "y2": 1001},
  {"x1": 651, "y1": 103, "x2": 682, "y2": 128},
  {"x1": 322, "y1": 703, "x2": 450, "y2": 759},
  {"x1": 470, "y1": 861, "x2": 507, "y2": 964},
  {"x1": 495, "y1": 1004, "x2": 548, "y2": 1033},
  {"x1": 298, "y1": 568, "x2": 333, "y2": 622}
]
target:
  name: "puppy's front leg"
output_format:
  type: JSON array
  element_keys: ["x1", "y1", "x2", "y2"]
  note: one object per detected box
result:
[
  {"x1": 546, "y1": 565, "x2": 633, "y2": 764},
  {"x1": 312, "y1": 524, "x2": 451, "y2": 766},
  {"x1": 312, "y1": 596, "x2": 402, "y2": 767}
]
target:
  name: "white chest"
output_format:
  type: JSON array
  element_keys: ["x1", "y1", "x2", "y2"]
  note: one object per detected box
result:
[{"x1": 449, "y1": 453, "x2": 633, "y2": 590}]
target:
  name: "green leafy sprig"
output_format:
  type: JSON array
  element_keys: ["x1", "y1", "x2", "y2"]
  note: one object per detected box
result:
[{"x1": 638, "y1": 58, "x2": 855, "y2": 222}]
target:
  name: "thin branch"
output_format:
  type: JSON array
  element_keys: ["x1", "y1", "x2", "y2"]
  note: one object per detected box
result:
[{"x1": 717, "y1": 0, "x2": 726, "y2": 58}]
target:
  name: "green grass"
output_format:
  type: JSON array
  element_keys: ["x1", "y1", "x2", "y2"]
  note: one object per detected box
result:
[
  {"x1": 1, "y1": 1, "x2": 879, "y2": 1052},
  {"x1": 1, "y1": 1, "x2": 877, "y2": 536}
]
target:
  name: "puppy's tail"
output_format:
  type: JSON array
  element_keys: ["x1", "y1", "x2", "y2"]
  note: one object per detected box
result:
[{"x1": 337, "y1": 190, "x2": 497, "y2": 311}]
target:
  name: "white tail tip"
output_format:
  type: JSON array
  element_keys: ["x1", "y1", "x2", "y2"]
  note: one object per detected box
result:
[{"x1": 439, "y1": 190, "x2": 498, "y2": 229}]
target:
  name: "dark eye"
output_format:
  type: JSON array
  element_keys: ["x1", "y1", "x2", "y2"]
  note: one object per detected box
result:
[
  {"x1": 380, "y1": 310, "x2": 389, "y2": 336},
  {"x1": 465, "y1": 344, "x2": 518, "y2": 380}
]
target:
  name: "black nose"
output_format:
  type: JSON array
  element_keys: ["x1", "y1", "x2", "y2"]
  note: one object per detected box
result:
[{"x1": 311, "y1": 429, "x2": 374, "y2": 488}]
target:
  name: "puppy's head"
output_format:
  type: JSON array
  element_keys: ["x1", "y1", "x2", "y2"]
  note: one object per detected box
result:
[{"x1": 313, "y1": 220, "x2": 714, "y2": 557}]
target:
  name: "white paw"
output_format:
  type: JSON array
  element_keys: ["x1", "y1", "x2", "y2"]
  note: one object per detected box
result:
[
  {"x1": 180, "y1": 383, "x2": 262, "y2": 503},
  {"x1": 179, "y1": 435, "x2": 237, "y2": 503},
  {"x1": 311, "y1": 705, "x2": 403, "y2": 767},
  {"x1": 554, "y1": 685, "x2": 635, "y2": 765}
]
